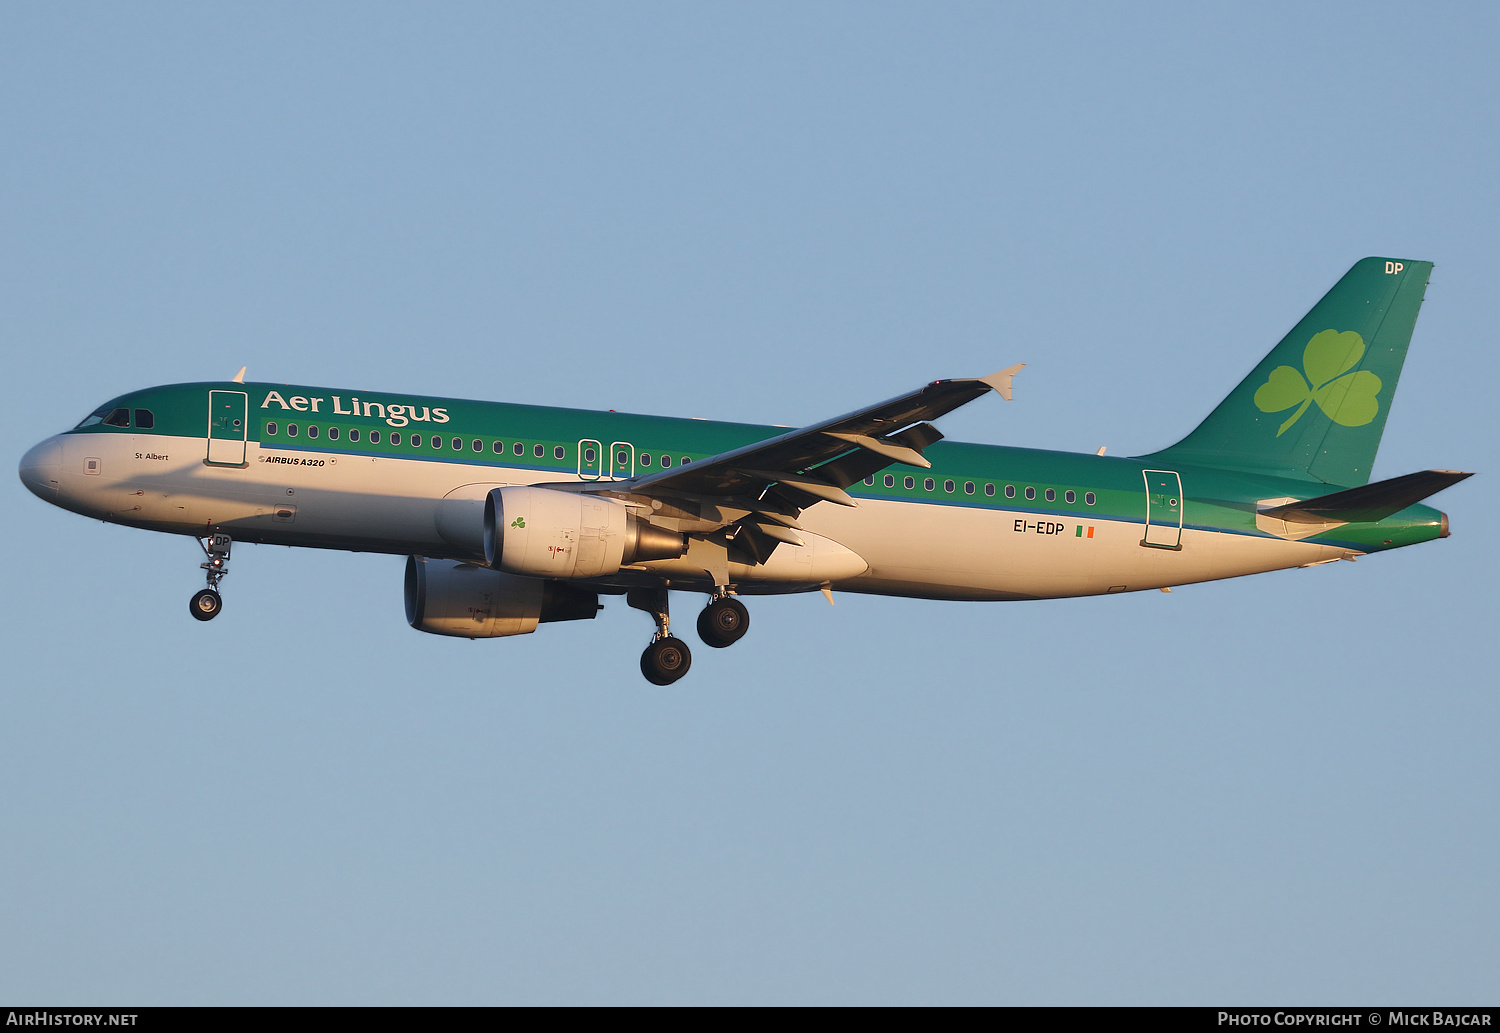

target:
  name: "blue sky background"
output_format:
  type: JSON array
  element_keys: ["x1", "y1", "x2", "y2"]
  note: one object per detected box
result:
[{"x1": 2, "y1": 2, "x2": 1496, "y2": 1005}]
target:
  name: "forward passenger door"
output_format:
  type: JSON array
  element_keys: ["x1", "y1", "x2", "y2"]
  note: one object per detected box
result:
[{"x1": 206, "y1": 390, "x2": 248, "y2": 466}]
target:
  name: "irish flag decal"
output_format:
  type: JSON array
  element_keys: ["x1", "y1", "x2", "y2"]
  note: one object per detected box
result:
[{"x1": 1075, "y1": 525, "x2": 1095, "y2": 538}]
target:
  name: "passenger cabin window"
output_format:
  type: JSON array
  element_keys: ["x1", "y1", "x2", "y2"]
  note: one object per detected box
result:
[
  {"x1": 431, "y1": 435, "x2": 442, "y2": 448},
  {"x1": 492, "y1": 441, "x2": 504, "y2": 454},
  {"x1": 584, "y1": 447, "x2": 597, "y2": 463},
  {"x1": 452, "y1": 437, "x2": 463, "y2": 451},
  {"x1": 1065, "y1": 490, "x2": 1075, "y2": 504},
  {"x1": 536, "y1": 445, "x2": 546, "y2": 458},
  {"x1": 287, "y1": 424, "x2": 298, "y2": 436},
  {"x1": 554, "y1": 446, "x2": 565, "y2": 460},
  {"x1": 1085, "y1": 491, "x2": 1096, "y2": 506},
  {"x1": 864, "y1": 475, "x2": 874, "y2": 486},
  {"x1": 408, "y1": 434, "x2": 418, "y2": 447},
  {"x1": 1044, "y1": 488, "x2": 1055, "y2": 502},
  {"x1": 308, "y1": 426, "x2": 319, "y2": 438},
  {"x1": 985, "y1": 484, "x2": 995, "y2": 497},
  {"x1": 944, "y1": 479, "x2": 955, "y2": 493},
  {"x1": 884, "y1": 474, "x2": 895, "y2": 487},
  {"x1": 924, "y1": 478, "x2": 935, "y2": 491},
  {"x1": 904, "y1": 476, "x2": 914, "y2": 489},
  {"x1": 103, "y1": 408, "x2": 130, "y2": 428},
  {"x1": 328, "y1": 427, "x2": 339, "y2": 440},
  {"x1": 660, "y1": 455, "x2": 671, "y2": 468},
  {"x1": 349, "y1": 429, "x2": 360, "y2": 442},
  {"x1": 964, "y1": 481, "x2": 974, "y2": 495},
  {"x1": 1024, "y1": 486, "x2": 1034, "y2": 500},
  {"x1": 472, "y1": 439, "x2": 482, "y2": 452},
  {"x1": 369, "y1": 430, "x2": 380, "y2": 444},
  {"x1": 513, "y1": 442, "x2": 524, "y2": 456},
  {"x1": 133, "y1": 409, "x2": 155, "y2": 429},
  {"x1": 266, "y1": 422, "x2": 278, "y2": 435},
  {"x1": 1004, "y1": 485, "x2": 1015, "y2": 499},
  {"x1": 390, "y1": 432, "x2": 401, "y2": 445},
  {"x1": 640, "y1": 454, "x2": 652, "y2": 466},
  {"x1": 682, "y1": 457, "x2": 691, "y2": 465}
]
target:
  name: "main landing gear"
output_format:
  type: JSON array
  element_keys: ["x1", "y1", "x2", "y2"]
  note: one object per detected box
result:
[
  {"x1": 628, "y1": 586, "x2": 692, "y2": 685},
  {"x1": 627, "y1": 586, "x2": 753, "y2": 684},
  {"x1": 190, "y1": 533, "x2": 232, "y2": 622},
  {"x1": 697, "y1": 594, "x2": 749, "y2": 648}
]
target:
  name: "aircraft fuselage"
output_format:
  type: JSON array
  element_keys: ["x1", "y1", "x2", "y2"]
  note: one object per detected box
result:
[{"x1": 20, "y1": 379, "x2": 1444, "y2": 603}]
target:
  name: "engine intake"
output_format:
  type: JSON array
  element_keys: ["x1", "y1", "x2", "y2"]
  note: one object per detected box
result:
[
  {"x1": 484, "y1": 486, "x2": 685, "y2": 578},
  {"x1": 404, "y1": 555, "x2": 599, "y2": 638}
]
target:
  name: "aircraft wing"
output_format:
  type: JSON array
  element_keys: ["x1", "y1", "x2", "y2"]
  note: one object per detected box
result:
[{"x1": 615, "y1": 364, "x2": 1023, "y2": 515}]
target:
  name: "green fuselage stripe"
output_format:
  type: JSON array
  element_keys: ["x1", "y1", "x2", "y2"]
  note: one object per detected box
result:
[{"x1": 67, "y1": 380, "x2": 1446, "y2": 555}]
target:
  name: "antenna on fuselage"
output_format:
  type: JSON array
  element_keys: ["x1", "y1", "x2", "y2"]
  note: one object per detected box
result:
[{"x1": 232, "y1": 367, "x2": 246, "y2": 384}]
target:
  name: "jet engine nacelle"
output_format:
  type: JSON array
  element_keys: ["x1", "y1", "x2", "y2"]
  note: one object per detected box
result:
[
  {"x1": 404, "y1": 555, "x2": 599, "y2": 638},
  {"x1": 484, "y1": 485, "x2": 685, "y2": 578}
]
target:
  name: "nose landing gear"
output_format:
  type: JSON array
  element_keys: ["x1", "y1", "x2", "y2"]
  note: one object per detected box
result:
[
  {"x1": 190, "y1": 533, "x2": 232, "y2": 622},
  {"x1": 628, "y1": 585, "x2": 692, "y2": 685}
]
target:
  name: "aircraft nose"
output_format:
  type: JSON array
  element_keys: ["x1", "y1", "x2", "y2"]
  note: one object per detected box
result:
[{"x1": 19, "y1": 436, "x2": 63, "y2": 500}]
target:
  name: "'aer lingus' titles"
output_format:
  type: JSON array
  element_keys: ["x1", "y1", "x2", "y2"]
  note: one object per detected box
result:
[{"x1": 259, "y1": 390, "x2": 449, "y2": 427}]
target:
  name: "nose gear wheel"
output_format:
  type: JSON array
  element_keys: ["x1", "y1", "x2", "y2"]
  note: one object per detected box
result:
[{"x1": 190, "y1": 589, "x2": 222, "y2": 621}]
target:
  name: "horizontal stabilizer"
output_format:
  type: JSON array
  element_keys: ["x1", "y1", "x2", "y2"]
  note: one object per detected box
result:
[{"x1": 1259, "y1": 470, "x2": 1472, "y2": 524}]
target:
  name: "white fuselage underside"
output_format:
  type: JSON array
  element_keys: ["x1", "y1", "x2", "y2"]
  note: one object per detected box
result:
[{"x1": 48, "y1": 433, "x2": 1352, "y2": 601}]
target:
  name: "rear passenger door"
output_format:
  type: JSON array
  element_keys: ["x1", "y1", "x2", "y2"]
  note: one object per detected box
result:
[{"x1": 1141, "y1": 469, "x2": 1183, "y2": 549}]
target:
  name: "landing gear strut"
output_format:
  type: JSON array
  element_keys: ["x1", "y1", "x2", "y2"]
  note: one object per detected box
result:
[
  {"x1": 697, "y1": 593, "x2": 749, "y2": 648},
  {"x1": 628, "y1": 585, "x2": 692, "y2": 685},
  {"x1": 190, "y1": 533, "x2": 232, "y2": 622}
]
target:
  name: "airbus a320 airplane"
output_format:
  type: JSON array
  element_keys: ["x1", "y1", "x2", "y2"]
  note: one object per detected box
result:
[{"x1": 20, "y1": 258, "x2": 1471, "y2": 683}]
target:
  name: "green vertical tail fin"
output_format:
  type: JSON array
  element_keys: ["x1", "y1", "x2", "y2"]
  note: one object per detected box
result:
[{"x1": 1141, "y1": 257, "x2": 1433, "y2": 487}]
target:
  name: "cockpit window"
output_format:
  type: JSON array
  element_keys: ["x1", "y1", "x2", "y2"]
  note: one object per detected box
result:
[
  {"x1": 133, "y1": 409, "x2": 155, "y2": 429},
  {"x1": 77, "y1": 405, "x2": 131, "y2": 428}
]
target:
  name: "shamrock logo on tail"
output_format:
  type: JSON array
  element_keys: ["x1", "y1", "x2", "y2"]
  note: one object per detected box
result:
[{"x1": 1254, "y1": 329, "x2": 1382, "y2": 436}]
